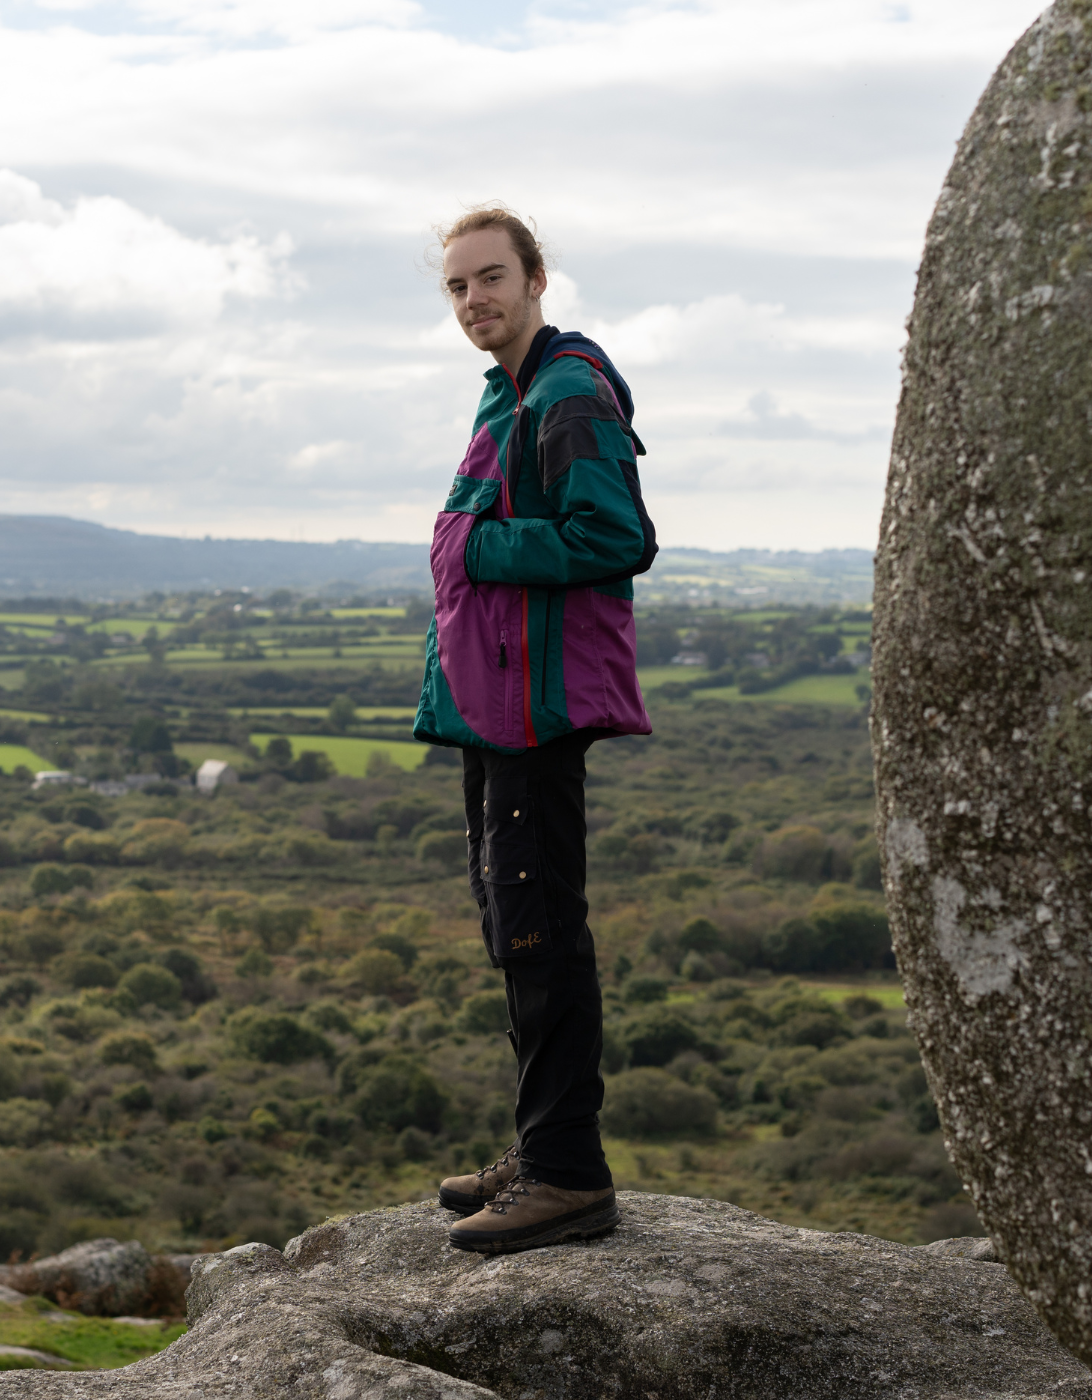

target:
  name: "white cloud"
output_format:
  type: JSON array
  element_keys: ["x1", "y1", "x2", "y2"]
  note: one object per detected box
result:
[{"x1": 0, "y1": 170, "x2": 297, "y2": 326}]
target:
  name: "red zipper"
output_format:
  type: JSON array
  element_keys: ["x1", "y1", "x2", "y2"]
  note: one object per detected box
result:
[{"x1": 501, "y1": 363, "x2": 537, "y2": 748}]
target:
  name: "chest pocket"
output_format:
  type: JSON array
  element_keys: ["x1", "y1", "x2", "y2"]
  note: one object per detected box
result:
[{"x1": 481, "y1": 777, "x2": 552, "y2": 960}]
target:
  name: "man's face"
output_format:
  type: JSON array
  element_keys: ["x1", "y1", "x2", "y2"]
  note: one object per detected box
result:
[{"x1": 444, "y1": 227, "x2": 546, "y2": 354}]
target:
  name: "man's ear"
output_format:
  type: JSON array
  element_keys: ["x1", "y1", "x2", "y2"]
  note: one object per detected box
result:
[{"x1": 531, "y1": 267, "x2": 548, "y2": 301}]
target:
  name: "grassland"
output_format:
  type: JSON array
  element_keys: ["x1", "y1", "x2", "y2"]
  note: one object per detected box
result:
[
  {"x1": 0, "y1": 745, "x2": 51, "y2": 774},
  {"x1": 0, "y1": 1297, "x2": 185, "y2": 1370},
  {"x1": 248, "y1": 733, "x2": 427, "y2": 773}
]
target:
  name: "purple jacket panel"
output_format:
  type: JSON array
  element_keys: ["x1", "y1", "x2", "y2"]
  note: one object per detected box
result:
[
  {"x1": 562, "y1": 588, "x2": 651, "y2": 735},
  {"x1": 430, "y1": 425, "x2": 526, "y2": 749}
]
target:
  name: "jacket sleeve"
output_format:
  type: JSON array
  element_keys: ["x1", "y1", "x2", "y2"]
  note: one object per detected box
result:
[{"x1": 465, "y1": 396, "x2": 656, "y2": 589}]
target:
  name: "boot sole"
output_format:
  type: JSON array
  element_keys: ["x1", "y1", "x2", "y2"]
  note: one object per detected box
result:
[
  {"x1": 448, "y1": 1203, "x2": 620, "y2": 1255},
  {"x1": 438, "y1": 1187, "x2": 499, "y2": 1215}
]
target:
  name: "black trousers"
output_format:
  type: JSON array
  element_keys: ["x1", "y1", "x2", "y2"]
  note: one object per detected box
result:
[{"x1": 463, "y1": 732, "x2": 612, "y2": 1192}]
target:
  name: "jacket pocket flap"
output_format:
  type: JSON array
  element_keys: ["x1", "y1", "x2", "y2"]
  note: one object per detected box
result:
[
  {"x1": 444, "y1": 476, "x2": 501, "y2": 516},
  {"x1": 481, "y1": 839, "x2": 537, "y2": 885}
]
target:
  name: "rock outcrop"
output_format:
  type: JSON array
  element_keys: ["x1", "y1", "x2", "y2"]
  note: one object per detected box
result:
[
  {"x1": 0, "y1": 1239, "x2": 193, "y2": 1316},
  {"x1": 0, "y1": 1194, "x2": 1087, "y2": 1396},
  {"x1": 873, "y1": 0, "x2": 1092, "y2": 1368}
]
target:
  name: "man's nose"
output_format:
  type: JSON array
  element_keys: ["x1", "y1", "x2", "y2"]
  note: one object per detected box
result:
[{"x1": 465, "y1": 282, "x2": 489, "y2": 309}]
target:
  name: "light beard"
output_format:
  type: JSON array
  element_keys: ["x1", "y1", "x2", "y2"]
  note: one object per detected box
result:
[{"x1": 464, "y1": 294, "x2": 535, "y2": 354}]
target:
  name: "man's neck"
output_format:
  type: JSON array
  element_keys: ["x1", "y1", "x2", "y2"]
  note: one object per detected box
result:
[{"x1": 492, "y1": 307, "x2": 546, "y2": 379}]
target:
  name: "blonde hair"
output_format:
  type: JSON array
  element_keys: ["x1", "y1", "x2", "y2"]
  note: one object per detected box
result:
[{"x1": 431, "y1": 204, "x2": 546, "y2": 286}]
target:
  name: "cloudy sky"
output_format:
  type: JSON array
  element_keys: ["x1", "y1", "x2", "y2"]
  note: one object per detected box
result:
[{"x1": 0, "y1": 0, "x2": 1045, "y2": 551}]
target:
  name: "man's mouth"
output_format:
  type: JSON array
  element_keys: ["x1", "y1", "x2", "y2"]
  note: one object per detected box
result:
[{"x1": 470, "y1": 315, "x2": 500, "y2": 331}]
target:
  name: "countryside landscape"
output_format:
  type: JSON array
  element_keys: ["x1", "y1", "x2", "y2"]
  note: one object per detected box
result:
[{"x1": 0, "y1": 582, "x2": 982, "y2": 1367}]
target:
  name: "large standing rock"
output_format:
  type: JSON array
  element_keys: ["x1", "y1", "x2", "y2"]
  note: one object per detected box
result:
[
  {"x1": 873, "y1": 0, "x2": 1092, "y2": 1368},
  {"x1": 0, "y1": 1194, "x2": 1087, "y2": 1396}
]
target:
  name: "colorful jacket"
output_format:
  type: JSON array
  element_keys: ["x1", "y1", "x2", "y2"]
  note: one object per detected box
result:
[{"x1": 414, "y1": 326, "x2": 657, "y2": 753}]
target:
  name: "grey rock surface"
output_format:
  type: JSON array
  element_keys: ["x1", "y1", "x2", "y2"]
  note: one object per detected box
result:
[
  {"x1": 919, "y1": 1236, "x2": 999, "y2": 1263},
  {"x1": 872, "y1": 0, "x2": 1092, "y2": 1368},
  {"x1": 0, "y1": 1239, "x2": 192, "y2": 1316},
  {"x1": 0, "y1": 1194, "x2": 1087, "y2": 1397}
]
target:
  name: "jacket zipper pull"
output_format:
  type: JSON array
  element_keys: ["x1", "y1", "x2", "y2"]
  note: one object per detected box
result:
[{"x1": 498, "y1": 640, "x2": 507, "y2": 669}]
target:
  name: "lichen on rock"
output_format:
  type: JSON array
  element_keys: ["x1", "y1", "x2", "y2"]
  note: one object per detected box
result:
[{"x1": 874, "y1": 0, "x2": 1092, "y2": 1367}]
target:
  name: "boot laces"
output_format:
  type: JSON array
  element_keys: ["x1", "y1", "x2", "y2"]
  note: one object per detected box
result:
[
  {"x1": 487, "y1": 1175, "x2": 540, "y2": 1214},
  {"x1": 475, "y1": 1144, "x2": 519, "y2": 1181}
]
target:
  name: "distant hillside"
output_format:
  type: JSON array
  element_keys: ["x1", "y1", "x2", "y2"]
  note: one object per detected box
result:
[
  {"x1": 0, "y1": 517, "x2": 433, "y2": 598},
  {"x1": 0, "y1": 517, "x2": 873, "y2": 604},
  {"x1": 637, "y1": 547, "x2": 873, "y2": 606}
]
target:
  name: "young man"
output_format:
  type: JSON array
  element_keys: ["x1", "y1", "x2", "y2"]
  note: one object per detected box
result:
[{"x1": 413, "y1": 206, "x2": 657, "y2": 1254}]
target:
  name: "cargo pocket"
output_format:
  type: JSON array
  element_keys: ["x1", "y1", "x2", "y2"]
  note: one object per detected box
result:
[{"x1": 481, "y1": 777, "x2": 552, "y2": 960}]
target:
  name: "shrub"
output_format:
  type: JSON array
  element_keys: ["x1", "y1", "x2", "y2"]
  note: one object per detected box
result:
[
  {"x1": 118, "y1": 962, "x2": 182, "y2": 1010},
  {"x1": 416, "y1": 830, "x2": 467, "y2": 871},
  {"x1": 57, "y1": 953, "x2": 118, "y2": 990},
  {"x1": 253, "y1": 906, "x2": 312, "y2": 953},
  {"x1": 231, "y1": 1012, "x2": 332, "y2": 1065},
  {"x1": 774, "y1": 1011, "x2": 847, "y2": 1050},
  {"x1": 99, "y1": 1032, "x2": 159, "y2": 1074},
  {"x1": 159, "y1": 948, "x2": 217, "y2": 1004},
  {"x1": 622, "y1": 975, "x2": 668, "y2": 1005},
  {"x1": 761, "y1": 918, "x2": 820, "y2": 973},
  {"x1": 120, "y1": 818, "x2": 190, "y2": 866},
  {"x1": 753, "y1": 825, "x2": 829, "y2": 883},
  {"x1": 398, "y1": 1126, "x2": 433, "y2": 1161},
  {"x1": 62, "y1": 832, "x2": 120, "y2": 865},
  {"x1": 0, "y1": 977, "x2": 40, "y2": 1009},
  {"x1": 18, "y1": 928, "x2": 65, "y2": 968},
  {"x1": 852, "y1": 840, "x2": 883, "y2": 891},
  {"x1": 306, "y1": 1001, "x2": 354, "y2": 1034},
  {"x1": 457, "y1": 990, "x2": 510, "y2": 1036},
  {"x1": 371, "y1": 932, "x2": 418, "y2": 970},
  {"x1": 353, "y1": 1055, "x2": 447, "y2": 1134},
  {"x1": 679, "y1": 951, "x2": 715, "y2": 981},
  {"x1": 844, "y1": 994, "x2": 884, "y2": 1019},
  {"x1": 601, "y1": 1023, "x2": 628, "y2": 1074},
  {"x1": 0, "y1": 1098, "x2": 52, "y2": 1147},
  {"x1": 624, "y1": 1008, "x2": 700, "y2": 1067},
  {"x1": 810, "y1": 903, "x2": 892, "y2": 971},
  {"x1": 294, "y1": 751, "x2": 334, "y2": 783},
  {"x1": 601, "y1": 1067, "x2": 718, "y2": 1137},
  {"x1": 115, "y1": 1082, "x2": 154, "y2": 1114},
  {"x1": 235, "y1": 948, "x2": 274, "y2": 979},
  {"x1": 339, "y1": 948, "x2": 405, "y2": 996},
  {"x1": 677, "y1": 918, "x2": 722, "y2": 954},
  {"x1": 30, "y1": 864, "x2": 93, "y2": 897}
]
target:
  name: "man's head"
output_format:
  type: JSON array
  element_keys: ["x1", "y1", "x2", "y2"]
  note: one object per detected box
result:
[{"x1": 439, "y1": 207, "x2": 547, "y2": 366}]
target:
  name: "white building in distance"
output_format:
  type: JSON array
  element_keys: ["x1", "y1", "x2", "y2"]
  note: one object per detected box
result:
[{"x1": 196, "y1": 760, "x2": 239, "y2": 795}]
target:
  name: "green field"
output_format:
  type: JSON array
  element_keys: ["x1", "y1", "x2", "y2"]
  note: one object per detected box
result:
[
  {"x1": 0, "y1": 614, "x2": 89, "y2": 629},
  {"x1": 698, "y1": 674, "x2": 867, "y2": 707},
  {"x1": 0, "y1": 708, "x2": 53, "y2": 723},
  {"x1": 93, "y1": 650, "x2": 423, "y2": 674},
  {"x1": 0, "y1": 744, "x2": 51, "y2": 774},
  {"x1": 249, "y1": 733, "x2": 427, "y2": 774},
  {"x1": 229, "y1": 706, "x2": 417, "y2": 720},
  {"x1": 85, "y1": 618, "x2": 173, "y2": 637},
  {"x1": 329, "y1": 607, "x2": 406, "y2": 619},
  {"x1": 637, "y1": 665, "x2": 708, "y2": 691}
]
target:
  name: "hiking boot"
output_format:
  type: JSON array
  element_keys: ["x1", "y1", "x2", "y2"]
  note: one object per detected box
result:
[
  {"x1": 447, "y1": 1176, "x2": 619, "y2": 1255},
  {"x1": 438, "y1": 1145, "x2": 522, "y2": 1215}
]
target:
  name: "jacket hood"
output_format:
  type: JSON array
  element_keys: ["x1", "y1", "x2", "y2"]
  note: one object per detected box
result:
[{"x1": 539, "y1": 330, "x2": 636, "y2": 423}]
